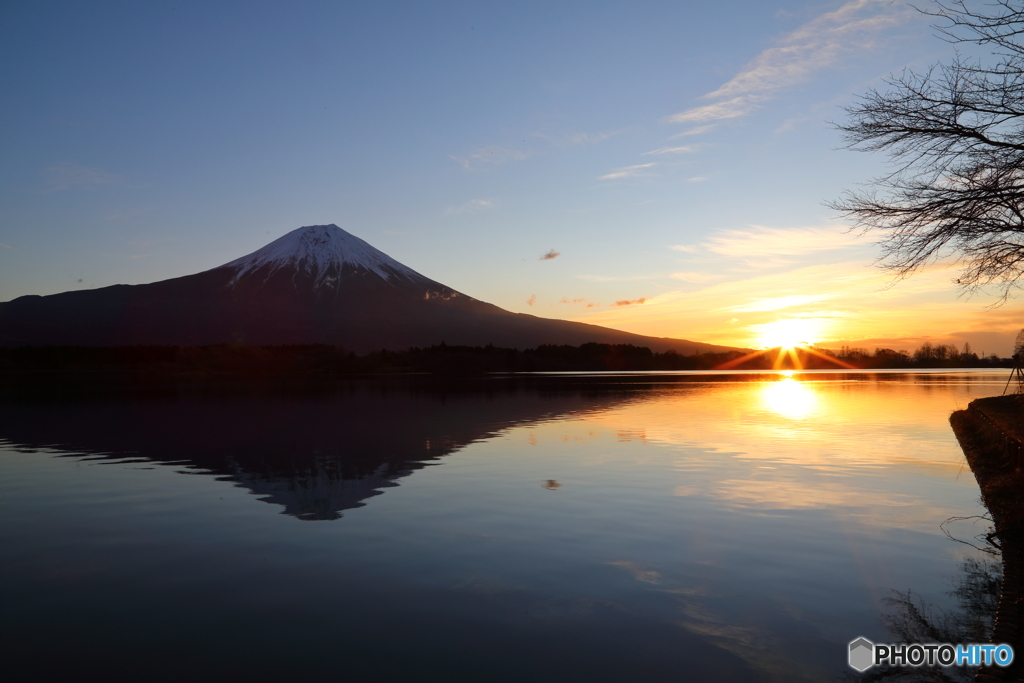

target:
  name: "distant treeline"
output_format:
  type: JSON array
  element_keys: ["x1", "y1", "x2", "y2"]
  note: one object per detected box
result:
[
  {"x1": 0, "y1": 340, "x2": 1012, "y2": 378},
  {"x1": 825, "y1": 342, "x2": 1009, "y2": 369},
  {"x1": 710, "y1": 342, "x2": 1010, "y2": 370}
]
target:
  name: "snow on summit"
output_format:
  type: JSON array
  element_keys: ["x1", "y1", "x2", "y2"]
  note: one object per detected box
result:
[{"x1": 219, "y1": 224, "x2": 422, "y2": 286}]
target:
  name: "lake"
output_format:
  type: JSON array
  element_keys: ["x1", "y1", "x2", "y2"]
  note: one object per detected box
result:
[{"x1": 0, "y1": 370, "x2": 1005, "y2": 682}]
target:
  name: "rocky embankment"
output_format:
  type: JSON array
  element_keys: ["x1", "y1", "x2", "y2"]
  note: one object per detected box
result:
[{"x1": 951, "y1": 395, "x2": 1024, "y2": 683}]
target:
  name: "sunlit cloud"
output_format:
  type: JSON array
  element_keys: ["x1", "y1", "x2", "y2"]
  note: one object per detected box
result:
[
  {"x1": 613, "y1": 297, "x2": 647, "y2": 306},
  {"x1": 703, "y1": 225, "x2": 863, "y2": 258},
  {"x1": 730, "y1": 254, "x2": 802, "y2": 271},
  {"x1": 446, "y1": 198, "x2": 494, "y2": 214},
  {"x1": 43, "y1": 162, "x2": 123, "y2": 191},
  {"x1": 599, "y1": 163, "x2": 656, "y2": 180},
  {"x1": 539, "y1": 249, "x2": 560, "y2": 261},
  {"x1": 726, "y1": 293, "x2": 836, "y2": 313},
  {"x1": 666, "y1": 0, "x2": 909, "y2": 125},
  {"x1": 450, "y1": 145, "x2": 530, "y2": 170},
  {"x1": 642, "y1": 145, "x2": 695, "y2": 155},
  {"x1": 526, "y1": 295, "x2": 537, "y2": 306},
  {"x1": 790, "y1": 309, "x2": 855, "y2": 319},
  {"x1": 557, "y1": 297, "x2": 596, "y2": 308},
  {"x1": 687, "y1": 177, "x2": 707, "y2": 183},
  {"x1": 670, "y1": 244, "x2": 698, "y2": 253}
]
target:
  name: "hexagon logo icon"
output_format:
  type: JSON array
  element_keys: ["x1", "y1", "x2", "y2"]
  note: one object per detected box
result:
[{"x1": 849, "y1": 637, "x2": 874, "y2": 672}]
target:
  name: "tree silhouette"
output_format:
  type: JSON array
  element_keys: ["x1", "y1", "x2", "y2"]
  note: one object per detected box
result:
[{"x1": 831, "y1": 1, "x2": 1024, "y2": 301}]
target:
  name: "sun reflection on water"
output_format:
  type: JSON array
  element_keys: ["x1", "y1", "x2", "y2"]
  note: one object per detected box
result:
[{"x1": 760, "y1": 377, "x2": 818, "y2": 420}]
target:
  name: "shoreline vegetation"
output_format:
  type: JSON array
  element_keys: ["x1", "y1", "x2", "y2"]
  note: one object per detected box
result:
[{"x1": 0, "y1": 341, "x2": 1011, "y2": 379}]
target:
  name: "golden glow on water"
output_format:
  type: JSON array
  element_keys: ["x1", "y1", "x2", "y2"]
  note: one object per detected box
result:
[
  {"x1": 760, "y1": 377, "x2": 818, "y2": 420},
  {"x1": 546, "y1": 372, "x2": 1007, "y2": 525}
]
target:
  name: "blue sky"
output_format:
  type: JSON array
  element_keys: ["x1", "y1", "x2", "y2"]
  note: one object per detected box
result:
[{"x1": 3, "y1": 0, "x2": 1021, "y2": 354}]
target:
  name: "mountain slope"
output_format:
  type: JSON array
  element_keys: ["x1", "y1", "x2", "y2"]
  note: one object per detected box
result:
[{"x1": 0, "y1": 224, "x2": 737, "y2": 354}]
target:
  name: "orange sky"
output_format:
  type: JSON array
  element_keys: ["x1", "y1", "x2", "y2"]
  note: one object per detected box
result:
[{"x1": 565, "y1": 225, "x2": 1024, "y2": 355}]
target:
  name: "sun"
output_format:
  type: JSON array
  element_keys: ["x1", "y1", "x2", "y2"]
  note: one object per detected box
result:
[
  {"x1": 755, "y1": 318, "x2": 820, "y2": 350},
  {"x1": 717, "y1": 317, "x2": 851, "y2": 371}
]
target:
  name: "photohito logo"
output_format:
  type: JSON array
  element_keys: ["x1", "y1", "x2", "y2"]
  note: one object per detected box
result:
[{"x1": 848, "y1": 637, "x2": 1014, "y2": 672}]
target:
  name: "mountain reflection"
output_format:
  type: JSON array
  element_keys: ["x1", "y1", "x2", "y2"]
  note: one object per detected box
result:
[{"x1": 0, "y1": 379, "x2": 640, "y2": 520}]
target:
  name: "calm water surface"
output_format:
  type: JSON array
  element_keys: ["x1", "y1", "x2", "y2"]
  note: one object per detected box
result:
[{"x1": 0, "y1": 371, "x2": 1004, "y2": 682}]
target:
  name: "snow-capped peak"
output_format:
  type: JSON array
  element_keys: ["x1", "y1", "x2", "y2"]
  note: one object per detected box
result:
[{"x1": 218, "y1": 224, "x2": 422, "y2": 286}]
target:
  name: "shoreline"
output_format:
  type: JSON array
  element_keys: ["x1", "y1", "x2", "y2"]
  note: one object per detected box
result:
[{"x1": 951, "y1": 395, "x2": 1024, "y2": 683}]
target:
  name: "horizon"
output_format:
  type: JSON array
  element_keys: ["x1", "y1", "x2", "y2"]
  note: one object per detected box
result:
[{"x1": 3, "y1": 1, "x2": 1022, "y2": 355}]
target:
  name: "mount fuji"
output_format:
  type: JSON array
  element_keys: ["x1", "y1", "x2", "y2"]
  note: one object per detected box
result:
[{"x1": 0, "y1": 224, "x2": 735, "y2": 353}]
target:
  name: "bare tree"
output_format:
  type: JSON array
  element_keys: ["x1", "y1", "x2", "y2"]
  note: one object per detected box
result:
[{"x1": 831, "y1": 1, "x2": 1024, "y2": 301}]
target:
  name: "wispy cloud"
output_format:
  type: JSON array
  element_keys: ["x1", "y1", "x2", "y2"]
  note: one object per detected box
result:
[
  {"x1": 687, "y1": 177, "x2": 707, "y2": 183},
  {"x1": 447, "y1": 198, "x2": 494, "y2": 214},
  {"x1": 670, "y1": 97, "x2": 757, "y2": 125},
  {"x1": 670, "y1": 245, "x2": 698, "y2": 253},
  {"x1": 642, "y1": 145, "x2": 695, "y2": 156},
  {"x1": 0, "y1": 242, "x2": 12, "y2": 249},
  {"x1": 43, "y1": 162, "x2": 123, "y2": 191},
  {"x1": 671, "y1": 272, "x2": 714, "y2": 283},
  {"x1": 527, "y1": 295, "x2": 537, "y2": 306},
  {"x1": 450, "y1": 145, "x2": 530, "y2": 170},
  {"x1": 726, "y1": 293, "x2": 836, "y2": 313},
  {"x1": 613, "y1": 297, "x2": 648, "y2": 306},
  {"x1": 670, "y1": 125, "x2": 717, "y2": 138},
  {"x1": 570, "y1": 131, "x2": 618, "y2": 145},
  {"x1": 703, "y1": 225, "x2": 862, "y2": 258},
  {"x1": 667, "y1": 0, "x2": 909, "y2": 125},
  {"x1": 599, "y1": 163, "x2": 656, "y2": 180},
  {"x1": 540, "y1": 249, "x2": 560, "y2": 261},
  {"x1": 452, "y1": 129, "x2": 617, "y2": 172},
  {"x1": 577, "y1": 274, "x2": 658, "y2": 282},
  {"x1": 534, "y1": 130, "x2": 620, "y2": 146}
]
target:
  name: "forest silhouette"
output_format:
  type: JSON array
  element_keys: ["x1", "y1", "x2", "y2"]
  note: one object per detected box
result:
[{"x1": 0, "y1": 341, "x2": 1010, "y2": 379}]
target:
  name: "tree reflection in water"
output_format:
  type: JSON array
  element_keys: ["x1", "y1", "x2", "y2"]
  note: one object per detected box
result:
[{"x1": 842, "y1": 530, "x2": 1001, "y2": 682}]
